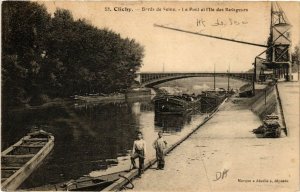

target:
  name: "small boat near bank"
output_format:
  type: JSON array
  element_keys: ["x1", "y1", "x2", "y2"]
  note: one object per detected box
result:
[
  {"x1": 1, "y1": 130, "x2": 54, "y2": 191},
  {"x1": 27, "y1": 170, "x2": 130, "y2": 191}
]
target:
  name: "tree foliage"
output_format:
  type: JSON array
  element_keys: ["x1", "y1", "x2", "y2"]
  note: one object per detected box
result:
[{"x1": 2, "y1": 2, "x2": 144, "y2": 106}]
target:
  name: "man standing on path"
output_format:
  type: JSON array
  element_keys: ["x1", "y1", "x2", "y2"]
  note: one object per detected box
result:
[
  {"x1": 153, "y1": 131, "x2": 167, "y2": 170},
  {"x1": 131, "y1": 132, "x2": 146, "y2": 177}
]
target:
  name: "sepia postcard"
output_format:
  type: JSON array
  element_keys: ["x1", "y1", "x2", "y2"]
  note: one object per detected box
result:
[{"x1": 1, "y1": 1, "x2": 299, "y2": 191}]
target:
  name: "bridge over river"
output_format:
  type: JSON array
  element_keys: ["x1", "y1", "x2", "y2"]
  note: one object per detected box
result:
[{"x1": 137, "y1": 72, "x2": 254, "y2": 87}]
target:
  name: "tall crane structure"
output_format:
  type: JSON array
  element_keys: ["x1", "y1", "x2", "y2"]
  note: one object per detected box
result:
[
  {"x1": 154, "y1": 2, "x2": 293, "y2": 82},
  {"x1": 264, "y1": 2, "x2": 293, "y2": 81}
]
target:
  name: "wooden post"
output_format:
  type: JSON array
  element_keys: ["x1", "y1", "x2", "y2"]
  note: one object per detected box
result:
[
  {"x1": 252, "y1": 59, "x2": 256, "y2": 96},
  {"x1": 227, "y1": 65, "x2": 230, "y2": 92}
]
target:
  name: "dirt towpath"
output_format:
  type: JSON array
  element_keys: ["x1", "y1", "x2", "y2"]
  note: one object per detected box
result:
[{"x1": 130, "y1": 85, "x2": 299, "y2": 192}]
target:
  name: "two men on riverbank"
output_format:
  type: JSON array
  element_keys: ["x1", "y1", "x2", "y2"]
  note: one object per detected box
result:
[{"x1": 131, "y1": 131, "x2": 167, "y2": 176}]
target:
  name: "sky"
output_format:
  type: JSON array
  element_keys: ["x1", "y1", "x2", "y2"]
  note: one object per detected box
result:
[{"x1": 40, "y1": 1, "x2": 300, "y2": 72}]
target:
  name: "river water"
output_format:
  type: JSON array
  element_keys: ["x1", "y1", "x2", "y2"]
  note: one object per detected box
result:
[
  {"x1": 1, "y1": 77, "x2": 246, "y2": 189},
  {"x1": 2, "y1": 97, "x2": 206, "y2": 189}
]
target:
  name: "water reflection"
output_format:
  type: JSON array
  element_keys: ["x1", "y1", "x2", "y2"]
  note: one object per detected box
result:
[
  {"x1": 154, "y1": 114, "x2": 192, "y2": 133},
  {"x1": 2, "y1": 97, "x2": 201, "y2": 189}
]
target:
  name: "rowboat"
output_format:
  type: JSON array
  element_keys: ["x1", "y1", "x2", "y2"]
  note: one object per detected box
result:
[
  {"x1": 1, "y1": 130, "x2": 54, "y2": 191},
  {"x1": 27, "y1": 170, "x2": 131, "y2": 191}
]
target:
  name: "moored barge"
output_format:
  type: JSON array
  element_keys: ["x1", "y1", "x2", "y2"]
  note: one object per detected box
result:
[{"x1": 154, "y1": 94, "x2": 201, "y2": 115}]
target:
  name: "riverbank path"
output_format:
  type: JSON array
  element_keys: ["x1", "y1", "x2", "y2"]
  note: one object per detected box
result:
[{"x1": 130, "y1": 83, "x2": 299, "y2": 191}]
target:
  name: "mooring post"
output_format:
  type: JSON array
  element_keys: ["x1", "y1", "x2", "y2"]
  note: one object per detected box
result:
[
  {"x1": 252, "y1": 59, "x2": 256, "y2": 96},
  {"x1": 227, "y1": 64, "x2": 230, "y2": 92},
  {"x1": 214, "y1": 64, "x2": 216, "y2": 90}
]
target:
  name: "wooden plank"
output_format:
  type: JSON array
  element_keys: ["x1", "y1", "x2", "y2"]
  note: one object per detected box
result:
[
  {"x1": 23, "y1": 138, "x2": 48, "y2": 142},
  {"x1": 1, "y1": 167, "x2": 21, "y2": 170},
  {"x1": 2, "y1": 154, "x2": 35, "y2": 158},
  {"x1": 17, "y1": 145, "x2": 45, "y2": 148}
]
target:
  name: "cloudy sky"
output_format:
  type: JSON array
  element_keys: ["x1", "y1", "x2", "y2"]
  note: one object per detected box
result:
[{"x1": 41, "y1": 1, "x2": 300, "y2": 72}]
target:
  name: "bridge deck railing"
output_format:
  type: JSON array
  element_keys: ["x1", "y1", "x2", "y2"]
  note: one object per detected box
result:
[{"x1": 139, "y1": 72, "x2": 253, "y2": 86}]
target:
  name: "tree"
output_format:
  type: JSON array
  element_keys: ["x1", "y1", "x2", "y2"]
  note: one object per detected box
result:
[
  {"x1": 2, "y1": 2, "x2": 144, "y2": 107},
  {"x1": 46, "y1": 10, "x2": 144, "y2": 95},
  {"x1": 2, "y1": 1, "x2": 51, "y2": 106}
]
